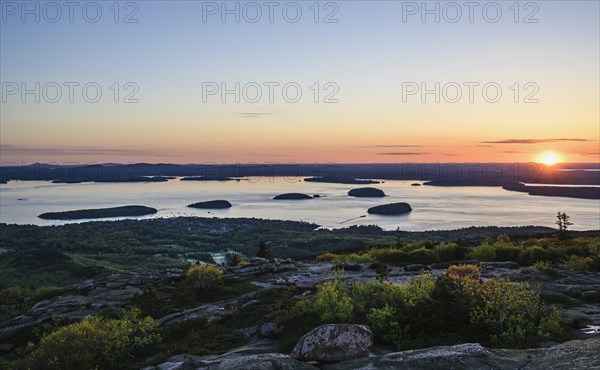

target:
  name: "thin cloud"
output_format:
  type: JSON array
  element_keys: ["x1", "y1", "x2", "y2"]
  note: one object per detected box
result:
[
  {"x1": 245, "y1": 152, "x2": 291, "y2": 158},
  {"x1": 578, "y1": 152, "x2": 600, "y2": 157},
  {"x1": 238, "y1": 112, "x2": 275, "y2": 119},
  {"x1": 482, "y1": 138, "x2": 591, "y2": 144},
  {"x1": 360, "y1": 145, "x2": 424, "y2": 148},
  {"x1": 0, "y1": 145, "x2": 182, "y2": 157},
  {"x1": 378, "y1": 152, "x2": 427, "y2": 156}
]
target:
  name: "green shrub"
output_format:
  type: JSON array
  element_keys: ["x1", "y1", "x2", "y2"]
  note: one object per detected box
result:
[
  {"x1": 518, "y1": 246, "x2": 551, "y2": 266},
  {"x1": 22, "y1": 308, "x2": 160, "y2": 370},
  {"x1": 367, "y1": 305, "x2": 410, "y2": 350},
  {"x1": 470, "y1": 279, "x2": 543, "y2": 346},
  {"x1": 186, "y1": 264, "x2": 224, "y2": 291},
  {"x1": 332, "y1": 252, "x2": 374, "y2": 264},
  {"x1": 31, "y1": 286, "x2": 65, "y2": 302},
  {"x1": 314, "y1": 275, "x2": 353, "y2": 323},
  {"x1": 560, "y1": 255, "x2": 593, "y2": 271},
  {"x1": 351, "y1": 280, "x2": 404, "y2": 317},
  {"x1": 315, "y1": 252, "x2": 337, "y2": 261},
  {"x1": 0, "y1": 286, "x2": 24, "y2": 304},
  {"x1": 275, "y1": 299, "x2": 322, "y2": 351},
  {"x1": 277, "y1": 264, "x2": 564, "y2": 351},
  {"x1": 468, "y1": 243, "x2": 496, "y2": 261},
  {"x1": 408, "y1": 247, "x2": 439, "y2": 264},
  {"x1": 537, "y1": 306, "x2": 564, "y2": 340},
  {"x1": 532, "y1": 260, "x2": 552, "y2": 271},
  {"x1": 494, "y1": 244, "x2": 520, "y2": 261},
  {"x1": 160, "y1": 317, "x2": 245, "y2": 356},
  {"x1": 434, "y1": 242, "x2": 461, "y2": 261},
  {"x1": 369, "y1": 248, "x2": 409, "y2": 264}
]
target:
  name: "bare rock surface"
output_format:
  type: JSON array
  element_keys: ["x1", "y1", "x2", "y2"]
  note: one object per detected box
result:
[
  {"x1": 0, "y1": 269, "x2": 184, "y2": 340},
  {"x1": 144, "y1": 339, "x2": 600, "y2": 370},
  {"x1": 291, "y1": 324, "x2": 374, "y2": 362}
]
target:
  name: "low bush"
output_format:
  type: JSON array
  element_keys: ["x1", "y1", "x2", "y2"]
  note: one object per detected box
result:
[
  {"x1": 315, "y1": 252, "x2": 337, "y2": 261},
  {"x1": 17, "y1": 308, "x2": 160, "y2": 370},
  {"x1": 560, "y1": 255, "x2": 593, "y2": 271},
  {"x1": 314, "y1": 274, "x2": 353, "y2": 323},
  {"x1": 331, "y1": 252, "x2": 374, "y2": 264},
  {"x1": 532, "y1": 260, "x2": 552, "y2": 271},
  {"x1": 185, "y1": 263, "x2": 224, "y2": 291},
  {"x1": 277, "y1": 264, "x2": 566, "y2": 350}
]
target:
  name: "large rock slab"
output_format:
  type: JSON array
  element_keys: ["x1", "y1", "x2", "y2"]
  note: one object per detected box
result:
[
  {"x1": 321, "y1": 339, "x2": 600, "y2": 370},
  {"x1": 144, "y1": 353, "x2": 317, "y2": 370},
  {"x1": 225, "y1": 258, "x2": 297, "y2": 282},
  {"x1": 291, "y1": 324, "x2": 373, "y2": 362},
  {"x1": 0, "y1": 270, "x2": 184, "y2": 340},
  {"x1": 216, "y1": 353, "x2": 317, "y2": 370}
]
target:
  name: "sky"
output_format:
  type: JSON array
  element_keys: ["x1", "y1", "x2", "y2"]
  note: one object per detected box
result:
[{"x1": 1, "y1": 0, "x2": 599, "y2": 164}]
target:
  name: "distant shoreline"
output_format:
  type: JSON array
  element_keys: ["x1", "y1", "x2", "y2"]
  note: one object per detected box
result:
[{"x1": 1, "y1": 163, "x2": 598, "y2": 189}]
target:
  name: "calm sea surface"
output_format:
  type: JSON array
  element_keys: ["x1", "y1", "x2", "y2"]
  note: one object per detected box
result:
[{"x1": 0, "y1": 178, "x2": 598, "y2": 231}]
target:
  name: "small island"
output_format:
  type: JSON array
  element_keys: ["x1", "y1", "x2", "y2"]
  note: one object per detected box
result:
[
  {"x1": 273, "y1": 193, "x2": 314, "y2": 200},
  {"x1": 305, "y1": 177, "x2": 380, "y2": 185},
  {"x1": 51, "y1": 176, "x2": 172, "y2": 184},
  {"x1": 39, "y1": 205, "x2": 158, "y2": 220},
  {"x1": 367, "y1": 202, "x2": 412, "y2": 215},
  {"x1": 180, "y1": 176, "x2": 241, "y2": 182},
  {"x1": 188, "y1": 200, "x2": 232, "y2": 209},
  {"x1": 348, "y1": 187, "x2": 386, "y2": 198}
]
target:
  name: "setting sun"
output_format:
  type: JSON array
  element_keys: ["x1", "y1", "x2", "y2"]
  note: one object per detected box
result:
[{"x1": 539, "y1": 151, "x2": 561, "y2": 166}]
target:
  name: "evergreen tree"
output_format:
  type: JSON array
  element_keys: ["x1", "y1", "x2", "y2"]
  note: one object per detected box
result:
[
  {"x1": 256, "y1": 240, "x2": 271, "y2": 259},
  {"x1": 555, "y1": 212, "x2": 573, "y2": 239}
]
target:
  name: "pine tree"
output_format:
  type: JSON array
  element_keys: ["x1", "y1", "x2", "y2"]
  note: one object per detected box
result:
[
  {"x1": 555, "y1": 212, "x2": 573, "y2": 239},
  {"x1": 256, "y1": 240, "x2": 271, "y2": 259}
]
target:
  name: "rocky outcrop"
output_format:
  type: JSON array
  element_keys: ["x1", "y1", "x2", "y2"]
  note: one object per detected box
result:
[
  {"x1": 159, "y1": 286, "x2": 287, "y2": 326},
  {"x1": 225, "y1": 257, "x2": 297, "y2": 282},
  {"x1": 144, "y1": 338, "x2": 600, "y2": 370},
  {"x1": 291, "y1": 324, "x2": 373, "y2": 362},
  {"x1": 188, "y1": 200, "x2": 232, "y2": 209},
  {"x1": 367, "y1": 202, "x2": 412, "y2": 215},
  {"x1": 321, "y1": 338, "x2": 600, "y2": 370},
  {"x1": 348, "y1": 187, "x2": 386, "y2": 197},
  {"x1": 404, "y1": 264, "x2": 431, "y2": 272},
  {"x1": 0, "y1": 269, "x2": 185, "y2": 340},
  {"x1": 143, "y1": 353, "x2": 318, "y2": 370},
  {"x1": 216, "y1": 353, "x2": 317, "y2": 370},
  {"x1": 323, "y1": 343, "x2": 505, "y2": 369}
]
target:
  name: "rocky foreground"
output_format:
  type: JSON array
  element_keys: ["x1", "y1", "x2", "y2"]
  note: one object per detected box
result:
[
  {"x1": 144, "y1": 338, "x2": 600, "y2": 370},
  {"x1": 2, "y1": 258, "x2": 599, "y2": 369}
]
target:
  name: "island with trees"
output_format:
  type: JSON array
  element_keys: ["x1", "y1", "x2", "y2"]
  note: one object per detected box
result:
[
  {"x1": 188, "y1": 200, "x2": 233, "y2": 209},
  {"x1": 367, "y1": 202, "x2": 413, "y2": 215},
  {"x1": 38, "y1": 205, "x2": 158, "y2": 220},
  {"x1": 273, "y1": 193, "x2": 315, "y2": 200},
  {"x1": 348, "y1": 187, "x2": 386, "y2": 197}
]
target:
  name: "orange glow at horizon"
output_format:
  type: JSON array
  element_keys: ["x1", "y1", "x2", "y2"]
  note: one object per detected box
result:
[{"x1": 538, "y1": 151, "x2": 561, "y2": 166}]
